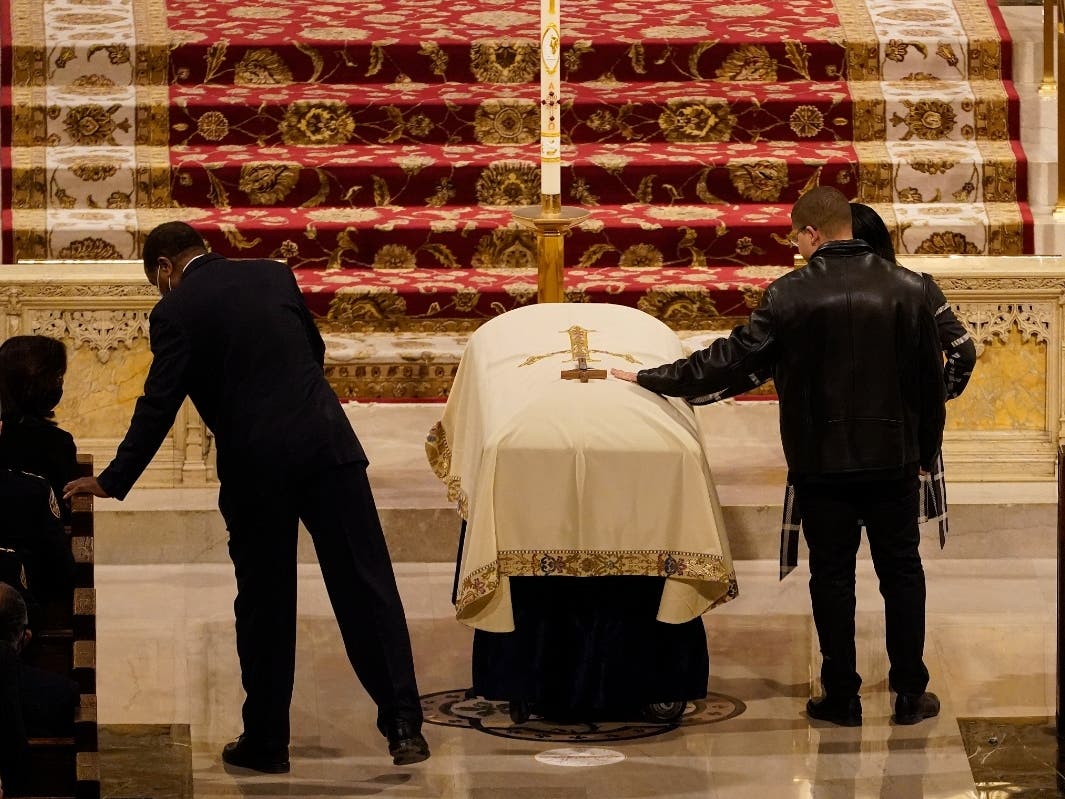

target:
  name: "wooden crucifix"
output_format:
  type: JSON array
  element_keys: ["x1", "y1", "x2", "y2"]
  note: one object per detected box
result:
[{"x1": 561, "y1": 356, "x2": 607, "y2": 383}]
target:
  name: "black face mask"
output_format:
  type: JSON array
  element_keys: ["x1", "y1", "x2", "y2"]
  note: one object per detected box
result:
[{"x1": 40, "y1": 385, "x2": 63, "y2": 412}]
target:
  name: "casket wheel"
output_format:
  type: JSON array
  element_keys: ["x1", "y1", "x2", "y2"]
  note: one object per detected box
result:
[
  {"x1": 509, "y1": 700, "x2": 531, "y2": 724},
  {"x1": 641, "y1": 701, "x2": 686, "y2": 724}
]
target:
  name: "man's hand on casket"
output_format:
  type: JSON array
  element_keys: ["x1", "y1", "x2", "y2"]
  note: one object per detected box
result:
[{"x1": 610, "y1": 368, "x2": 638, "y2": 383}]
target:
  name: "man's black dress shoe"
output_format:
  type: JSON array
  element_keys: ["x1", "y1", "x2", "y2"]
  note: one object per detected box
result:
[
  {"x1": 894, "y1": 691, "x2": 940, "y2": 725},
  {"x1": 806, "y1": 695, "x2": 862, "y2": 727},
  {"x1": 221, "y1": 735, "x2": 290, "y2": 774},
  {"x1": 386, "y1": 720, "x2": 430, "y2": 765}
]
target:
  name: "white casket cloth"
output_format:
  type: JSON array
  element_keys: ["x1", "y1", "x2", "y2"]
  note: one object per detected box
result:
[{"x1": 426, "y1": 303, "x2": 738, "y2": 632}]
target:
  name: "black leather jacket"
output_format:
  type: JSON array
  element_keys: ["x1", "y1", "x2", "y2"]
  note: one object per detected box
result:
[{"x1": 637, "y1": 240, "x2": 946, "y2": 479}]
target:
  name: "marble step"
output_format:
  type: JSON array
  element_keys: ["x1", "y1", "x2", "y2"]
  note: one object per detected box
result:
[
  {"x1": 92, "y1": 485, "x2": 1058, "y2": 564},
  {"x1": 93, "y1": 401, "x2": 1057, "y2": 564}
]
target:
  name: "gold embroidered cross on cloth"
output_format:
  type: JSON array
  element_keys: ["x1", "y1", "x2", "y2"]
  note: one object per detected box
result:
[{"x1": 518, "y1": 325, "x2": 638, "y2": 381}]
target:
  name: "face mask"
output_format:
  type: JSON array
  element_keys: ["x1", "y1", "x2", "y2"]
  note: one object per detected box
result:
[{"x1": 41, "y1": 385, "x2": 63, "y2": 411}]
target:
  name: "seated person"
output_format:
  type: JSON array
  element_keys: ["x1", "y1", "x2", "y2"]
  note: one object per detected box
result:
[
  {"x1": 0, "y1": 584, "x2": 79, "y2": 735},
  {"x1": 0, "y1": 406, "x2": 75, "y2": 605},
  {"x1": 0, "y1": 584, "x2": 28, "y2": 794},
  {"x1": 0, "y1": 582, "x2": 79, "y2": 795},
  {"x1": 0, "y1": 336, "x2": 79, "y2": 521},
  {"x1": 0, "y1": 583, "x2": 78, "y2": 796}
]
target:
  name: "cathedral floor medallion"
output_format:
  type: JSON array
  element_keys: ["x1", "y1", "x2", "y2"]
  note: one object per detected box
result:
[{"x1": 420, "y1": 688, "x2": 746, "y2": 743}]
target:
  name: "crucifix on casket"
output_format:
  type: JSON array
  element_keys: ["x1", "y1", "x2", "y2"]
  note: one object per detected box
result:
[{"x1": 561, "y1": 357, "x2": 607, "y2": 383}]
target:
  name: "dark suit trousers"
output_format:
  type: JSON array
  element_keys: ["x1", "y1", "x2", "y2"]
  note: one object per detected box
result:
[
  {"x1": 219, "y1": 462, "x2": 422, "y2": 749},
  {"x1": 793, "y1": 476, "x2": 929, "y2": 699}
]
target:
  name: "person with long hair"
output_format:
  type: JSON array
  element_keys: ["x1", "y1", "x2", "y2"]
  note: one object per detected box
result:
[
  {"x1": 0, "y1": 336, "x2": 79, "y2": 519},
  {"x1": 844, "y1": 203, "x2": 976, "y2": 539}
]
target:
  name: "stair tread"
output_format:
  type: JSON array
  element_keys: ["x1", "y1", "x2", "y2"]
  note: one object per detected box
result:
[
  {"x1": 12, "y1": 139, "x2": 1025, "y2": 162},
  {"x1": 165, "y1": 78, "x2": 1016, "y2": 103}
]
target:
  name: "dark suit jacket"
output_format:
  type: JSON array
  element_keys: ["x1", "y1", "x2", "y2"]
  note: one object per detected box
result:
[{"x1": 98, "y1": 254, "x2": 365, "y2": 499}]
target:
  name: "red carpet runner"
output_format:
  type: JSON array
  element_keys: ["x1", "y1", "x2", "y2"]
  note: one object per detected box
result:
[{"x1": 1, "y1": 0, "x2": 1031, "y2": 331}]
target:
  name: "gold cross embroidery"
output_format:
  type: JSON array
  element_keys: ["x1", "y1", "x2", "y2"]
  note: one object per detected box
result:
[{"x1": 518, "y1": 326, "x2": 642, "y2": 378}]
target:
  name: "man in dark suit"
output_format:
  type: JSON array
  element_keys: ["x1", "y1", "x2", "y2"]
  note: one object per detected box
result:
[
  {"x1": 64, "y1": 222, "x2": 428, "y2": 772},
  {"x1": 613, "y1": 187, "x2": 946, "y2": 728}
]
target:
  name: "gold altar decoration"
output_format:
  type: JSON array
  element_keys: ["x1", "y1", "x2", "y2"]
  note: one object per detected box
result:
[{"x1": 512, "y1": 0, "x2": 590, "y2": 303}]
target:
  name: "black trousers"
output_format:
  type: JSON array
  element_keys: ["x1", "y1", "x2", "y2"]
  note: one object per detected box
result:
[
  {"x1": 218, "y1": 462, "x2": 422, "y2": 749},
  {"x1": 793, "y1": 475, "x2": 929, "y2": 699}
]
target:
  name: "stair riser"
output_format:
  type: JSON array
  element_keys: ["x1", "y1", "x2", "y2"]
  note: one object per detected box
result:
[
  {"x1": 9, "y1": 204, "x2": 1028, "y2": 269},
  {"x1": 156, "y1": 98, "x2": 1022, "y2": 149},
  {"x1": 17, "y1": 37, "x2": 1011, "y2": 90},
  {"x1": 166, "y1": 152, "x2": 1027, "y2": 209},
  {"x1": 6, "y1": 82, "x2": 1023, "y2": 149},
  {"x1": 91, "y1": 503, "x2": 1060, "y2": 563},
  {"x1": 6, "y1": 142, "x2": 1022, "y2": 213},
  {"x1": 165, "y1": 40, "x2": 852, "y2": 87}
]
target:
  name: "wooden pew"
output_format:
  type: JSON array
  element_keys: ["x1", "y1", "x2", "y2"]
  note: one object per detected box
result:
[{"x1": 22, "y1": 454, "x2": 100, "y2": 799}]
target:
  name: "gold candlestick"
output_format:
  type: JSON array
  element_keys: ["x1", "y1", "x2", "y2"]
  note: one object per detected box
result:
[
  {"x1": 513, "y1": 201, "x2": 589, "y2": 303},
  {"x1": 512, "y1": 0, "x2": 589, "y2": 303}
]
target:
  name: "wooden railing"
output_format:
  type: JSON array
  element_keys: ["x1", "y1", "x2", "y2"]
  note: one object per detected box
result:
[{"x1": 23, "y1": 454, "x2": 100, "y2": 799}]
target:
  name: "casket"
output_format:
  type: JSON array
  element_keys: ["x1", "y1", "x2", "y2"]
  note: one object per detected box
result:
[{"x1": 426, "y1": 303, "x2": 738, "y2": 632}]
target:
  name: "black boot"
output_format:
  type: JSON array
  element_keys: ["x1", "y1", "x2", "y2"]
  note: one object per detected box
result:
[
  {"x1": 806, "y1": 695, "x2": 862, "y2": 727},
  {"x1": 386, "y1": 720, "x2": 430, "y2": 766},
  {"x1": 894, "y1": 691, "x2": 940, "y2": 725},
  {"x1": 221, "y1": 735, "x2": 290, "y2": 773}
]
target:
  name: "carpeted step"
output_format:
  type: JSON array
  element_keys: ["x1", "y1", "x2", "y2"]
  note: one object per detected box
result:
[
  {"x1": 164, "y1": 139, "x2": 1024, "y2": 208},
  {"x1": 162, "y1": 0, "x2": 850, "y2": 86},
  {"x1": 148, "y1": 79, "x2": 1019, "y2": 148},
  {"x1": 11, "y1": 139, "x2": 1024, "y2": 212},
  {"x1": 8, "y1": 0, "x2": 1012, "y2": 91},
  {"x1": 169, "y1": 37, "x2": 851, "y2": 88},
  {"x1": 0, "y1": 0, "x2": 1034, "y2": 288},
  {"x1": 7, "y1": 201, "x2": 1029, "y2": 266},
  {"x1": 187, "y1": 202, "x2": 799, "y2": 270},
  {"x1": 158, "y1": 0, "x2": 1012, "y2": 87},
  {"x1": 296, "y1": 264, "x2": 790, "y2": 332}
]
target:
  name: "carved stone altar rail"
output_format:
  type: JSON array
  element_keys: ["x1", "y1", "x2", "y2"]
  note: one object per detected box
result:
[
  {"x1": 909, "y1": 255, "x2": 1065, "y2": 480},
  {"x1": 0, "y1": 262, "x2": 211, "y2": 486},
  {"x1": 1, "y1": 256, "x2": 1064, "y2": 485}
]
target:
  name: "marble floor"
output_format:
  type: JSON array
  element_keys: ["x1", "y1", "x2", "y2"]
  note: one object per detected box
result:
[{"x1": 96, "y1": 555, "x2": 1057, "y2": 798}]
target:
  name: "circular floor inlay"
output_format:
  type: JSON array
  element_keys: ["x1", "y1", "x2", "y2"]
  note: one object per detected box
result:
[
  {"x1": 421, "y1": 688, "x2": 746, "y2": 742},
  {"x1": 534, "y1": 747, "x2": 626, "y2": 767}
]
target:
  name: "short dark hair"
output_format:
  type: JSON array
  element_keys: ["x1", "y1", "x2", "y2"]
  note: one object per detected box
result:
[
  {"x1": 0, "y1": 582, "x2": 28, "y2": 645},
  {"x1": 792, "y1": 186, "x2": 852, "y2": 236},
  {"x1": 142, "y1": 221, "x2": 206, "y2": 274},
  {"x1": 0, "y1": 335, "x2": 67, "y2": 421},
  {"x1": 850, "y1": 202, "x2": 897, "y2": 264}
]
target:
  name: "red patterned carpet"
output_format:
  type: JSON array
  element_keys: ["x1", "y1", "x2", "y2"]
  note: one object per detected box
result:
[{"x1": 1, "y1": 0, "x2": 1031, "y2": 331}]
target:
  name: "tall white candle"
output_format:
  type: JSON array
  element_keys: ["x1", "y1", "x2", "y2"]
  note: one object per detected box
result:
[{"x1": 540, "y1": 0, "x2": 562, "y2": 197}]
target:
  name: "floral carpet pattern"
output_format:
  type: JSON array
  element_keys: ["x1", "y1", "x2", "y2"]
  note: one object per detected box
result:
[{"x1": 0, "y1": 0, "x2": 1031, "y2": 331}]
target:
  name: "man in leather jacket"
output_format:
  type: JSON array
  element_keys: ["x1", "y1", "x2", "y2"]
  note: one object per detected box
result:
[{"x1": 613, "y1": 187, "x2": 946, "y2": 727}]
